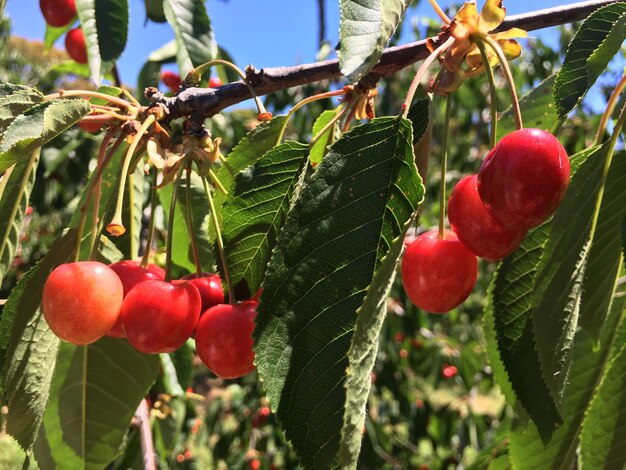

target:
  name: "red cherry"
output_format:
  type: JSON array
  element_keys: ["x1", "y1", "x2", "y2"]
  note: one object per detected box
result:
[
  {"x1": 448, "y1": 175, "x2": 527, "y2": 260},
  {"x1": 208, "y1": 76, "x2": 222, "y2": 88},
  {"x1": 249, "y1": 460, "x2": 261, "y2": 470},
  {"x1": 477, "y1": 128, "x2": 570, "y2": 229},
  {"x1": 40, "y1": 0, "x2": 76, "y2": 27},
  {"x1": 195, "y1": 301, "x2": 257, "y2": 379},
  {"x1": 42, "y1": 261, "x2": 123, "y2": 345},
  {"x1": 161, "y1": 70, "x2": 182, "y2": 91},
  {"x1": 78, "y1": 114, "x2": 116, "y2": 133},
  {"x1": 107, "y1": 261, "x2": 165, "y2": 338},
  {"x1": 121, "y1": 280, "x2": 201, "y2": 354},
  {"x1": 180, "y1": 273, "x2": 225, "y2": 313},
  {"x1": 401, "y1": 230, "x2": 477, "y2": 313},
  {"x1": 65, "y1": 27, "x2": 87, "y2": 64},
  {"x1": 442, "y1": 365, "x2": 458, "y2": 378}
]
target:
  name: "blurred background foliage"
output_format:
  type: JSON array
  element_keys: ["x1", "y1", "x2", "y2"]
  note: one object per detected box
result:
[{"x1": 0, "y1": 2, "x2": 622, "y2": 468}]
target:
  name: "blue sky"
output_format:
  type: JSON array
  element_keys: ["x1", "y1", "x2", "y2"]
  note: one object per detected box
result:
[{"x1": 5, "y1": 0, "x2": 574, "y2": 86}]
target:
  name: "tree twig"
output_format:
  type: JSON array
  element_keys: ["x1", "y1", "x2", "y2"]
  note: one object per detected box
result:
[{"x1": 161, "y1": 0, "x2": 617, "y2": 120}]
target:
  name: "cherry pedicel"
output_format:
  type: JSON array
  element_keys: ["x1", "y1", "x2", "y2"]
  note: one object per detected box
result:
[
  {"x1": 40, "y1": 0, "x2": 76, "y2": 27},
  {"x1": 181, "y1": 273, "x2": 225, "y2": 313},
  {"x1": 477, "y1": 128, "x2": 570, "y2": 230},
  {"x1": 401, "y1": 230, "x2": 478, "y2": 313},
  {"x1": 42, "y1": 261, "x2": 123, "y2": 345},
  {"x1": 195, "y1": 300, "x2": 257, "y2": 379},
  {"x1": 107, "y1": 260, "x2": 165, "y2": 338},
  {"x1": 65, "y1": 27, "x2": 88, "y2": 64},
  {"x1": 120, "y1": 280, "x2": 201, "y2": 354},
  {"x1": 448, "y1": 175, "x2": 526, "y2": 260}
]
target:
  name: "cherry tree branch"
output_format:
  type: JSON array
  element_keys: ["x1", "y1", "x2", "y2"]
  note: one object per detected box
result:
[{"x1": 161, "y1": 0, "x2": 618, "y2": 120}]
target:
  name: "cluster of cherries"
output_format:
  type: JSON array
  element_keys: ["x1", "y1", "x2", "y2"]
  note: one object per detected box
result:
[
  {"x1": 41, "y1": 260, "x2": 257, "y2": 379},
  {"x1": 402, "y1": 128, "x2": 570, "y2": 313},
  {"x1": 40, "y1": 0, "x2": 88, "y2": 64}
]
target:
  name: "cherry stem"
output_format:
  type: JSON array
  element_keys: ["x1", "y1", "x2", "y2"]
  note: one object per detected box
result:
[
  {"x1": 86, "y1": 130, "x2": 115, "y2": 261},
  {"x1": 88, "y1": 108, "x2": 134, "y2": 121},
  {"x1": 201, "y1": 173, "x2": 235, "y2": 304},
  {"x1": 140, "y1": 171, "x2": 158, "y2": 269},
  {"x1": 428, "y1": 0, "x2": 452, "y2": 24},
  {"x1": 134, "y1": 399, "x2": 157, "y2": 470},
  {"x1": 164, "y1": 163, "x2": 187, "y2": 283},
  {"x1": 208, "y1": 169, "x2": 228, "y2": 196},
  {"x1": 476, "y1": 40, "x2": 498, "y2": 148},
  {"x1": 276, "y1": 89, "x2": 346, "y2": 145},
  {"x1": 480, "y1": 35, "x2": 523, "y2": 131},
  {"x1": 128, "y1": 172, "x2": 138, "y2": 258},
  {"x1": 107, "y1": 114, "x2": 156, "y2": 236},
  {"x1": 185, "y1": 164, "x2": 203, "y2": 277},
  {"x1": 341, "y1": 101, "x2": 360, "y2": 133},
  {"x1": 588, "y1": 99, "x2": 626, "y2": 246},
  {"x1": 45, "y1": 90, "x2": 133, "y2": 110},
  {"x1": 188, "y1": 59, "x2": 270, "y2": 119},
  {"x1": 438, "y1": 94, "x2": 452, "y2": 240},
  {"x1": 402, "y1": 36, "x2": 456, "y2": 118},
  {"x1": 309, "y1": 103, "x2": 350, "y2": 147},
  {"x1": 595, "y1": 71, "x2": 626, "y2": 145}
]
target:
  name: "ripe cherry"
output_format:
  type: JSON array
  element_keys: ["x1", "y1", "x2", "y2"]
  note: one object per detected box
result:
[
  {"x1": 107, "y1": 260, "x2": 165, "y2": 338},
  {"x1": 65, "y1": 27, "x2": 88, "y2": 64},
  {"x1": 40, "y1": 0, "x2": 76, "y2": 27},
  {"x1": 448, "y1": 175, "x2": 526, "y2": 260},
  {"x1": 180, "y1": 273, "x2": 225, "y2": 313},
  {"x1": 42, "y1": 261, "x2": 123, "y2": 345},
  {"x1": 401, "y1": 230, "x2": 477, "y2": 313},
  {"x1": 442, "y1": 364, "x2": 458, "y2": 379},
  {"x1": 208, "y1": 76, "x2": 222, "y2": 88},
  {"x1": 478, "y1": 128, "x2": 570, "y2": 229},
  {"x1": 161, "y1": 70, "x2": 181, "y2": 91},
  {"x1": 121, "y1": 280, "x2": 201, "y2": 354},
  {"x1": 195, "y1": 301, "x2": 257, "y2": 379}
]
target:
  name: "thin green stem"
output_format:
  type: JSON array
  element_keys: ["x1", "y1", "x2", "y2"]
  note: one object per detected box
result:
[
  {"x1": 45, "y1": 90, "x2": 133, "y2": 110},
  {"x1": 128, "y1": 172, "x2": 138, "y2": 258},
  {"x1": 107, "y1": 114, "x2": 156, "y2": 236},
  {"x1": 201, "y1": 174, "x2": 235, "y2": 303},
  {"x1": 595, "y1": 72, "x2": 626, "y2": 145},
  {"x1": 588, "y1": 99, "x2": 626, "y2": 245},
  {"x1": 185, "y1": 164, "x2": 202, "y2": 276},
  {"x1": 481, "y1": 35, "x2": 523, "y2": 130},
  {"x1": 309, "y1": 104, "x2": 350, "y2": 147},
  {"x1": 140, "y1": 171, "x2": 158, "y2": 269},
  {"x1": 439, "y1": 94, "x2": 452, "y2": 239},
  {"x1": 208, "y1": 169, "x2": 228, "y2": 196},
  {"x1": 476, "y1": 40, "x2": 498, "y2": 148},
  {"x1": 402, "y1": 36, "x2": 455, "y2": 118},
  {"x1": 276, "y1": 89, "x2": 346, "y2": 145},
  {"x1": 165, "y1": 163, "x2": 187, "y2": 282}
]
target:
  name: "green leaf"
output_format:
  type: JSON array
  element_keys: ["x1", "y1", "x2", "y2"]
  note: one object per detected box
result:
[
  {"x1": 310, "y1": 110, "x2": 339, "y2": 168},
  {"x1": 491, "y1": 223, "x2": 562, "y2": 441},
  {"x1": 497, "y1": 74, "x2": 558, "y2": 139},
  {"x1": 95, "y1": 0, "x2": 129, "y2": 62},
  {"x1": 0, "y1": 230, "x2": 77, "y2": 450},
  {"x1": 580, "y1": 326, "x2": 626, "y2": 468},
  {"x1": 213, "y1": 115, "x2": 288, "y2": 224},
  {"x1": 554, "y1": 3, "x2": 626, "y2": 117},
  {"x1": 163, "y1": 0, "x2": 217, "y2": 76},
  {"x1": 255, "y1": 116, "x2": 423, "y2": 468},
  {"x1": 622, "y1": 215, "x2": 626, "y2": 261},
  {"x1": 75, "y1": 0, "x2": 102, "y2": 84},
  {"x1": 0, "y1": 98, "x2": 90, "y2": 171},
  {"x1": 339, "y1": 0, "x2": 412, "y2": 83},
  {"x1": 144, "y1": 0, "x2": 166, "y2": 22},
  {"x1": 532, "y1": 144, "x2": 613, "y2": 405},
  {"x1": 0, "y1": 149, "x2": 39, "y2": 286},
  {"x1": 579, "y1": 151, "x2": 626, "y2": 339},
  {"x1": 509, "y1": 293, "x2": 626, "y2": 469},
  {"x1": 137, "y1": 61, "x2": 162, "y2": 105},
  {"x1": 33, "y1": 338, "x2": 159, "y2": 469},
  {"x1": 115, "y1": 170, "x2": 145, "y2": 259},
  {"x1": 221, "y1": 141, "x2": 309, "y2": 297},
  {"x1": 49, "y1": 61, "x2": 114, "y2": 81},
  {"x1": 148, "y1": 40, "x2": 177, "y2": 63},
  {"x1": 0, "y1": 83, "x2": 44, "y2": 134},
  {"x1": 44, "y1": 22, "x2": 74, "y2": 51}
]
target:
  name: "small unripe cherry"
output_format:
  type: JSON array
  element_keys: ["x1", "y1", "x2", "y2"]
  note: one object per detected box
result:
[
  {"x1": 42, "y1": 261, "x2": 123, "y2": 345},
  {"x1": 121, "y1": 280, "x2": 201, "y2": 354},
  {"x1": 107, "y1": 260, "x2": 165, "y2": 338},
  {"x1": 401, "y1": 230, "x2": 477, "y2": 313},
  {"x1": 448, "y1": 175, "x2": 526, "y2": 260},
  {"x1": 65, "y1": 27, "x2": 87, "y2": 64},
  {"x1": 40, "y1": 0, "x2": 76, "y2": 27},
  {"x1": 477, "y1": 128, "x2": 570, "y2": 229},
  {"x1": 195, "y1": 301, "x2": 257, "y2": 379}
]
